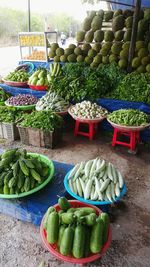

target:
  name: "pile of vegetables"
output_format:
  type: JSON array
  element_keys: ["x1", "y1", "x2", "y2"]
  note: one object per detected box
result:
[
  {"x1": 67, "y1": 158, "x2": 124, "y2": 202},
  {"x1": 43, "y1": 197, "x2": 110, "y2": 258},
  {"x1": 70, "y1": 101, "x2": 108, "y2": 119},
  {"x1": 0, "y1": 148, "x2": 50, "y2": 195},
  {"x1": 4, "y1": 70, "x2": 29, "y2": 82},
  {"x1": 108, "y1": 72, "x2": 150, "y2": 104},
  {"x1": 6, "y1": 94, "x2": 38, "y2": 106},
  {"x1": 0, "y1": 87, "x2": 11, "y2": 104},
  {"x1": 18, "y1": 110, "x2": 63, "y2": 131},
  {"x1": 28, "y1": 68, "x2": 48, "y2": 86},
  {"x1": 36, "y1": 92, "x2": 69, "y2": 112},
  {"x1": 49, "y1": 62, "x2": 126, "y2": 102},
  {"x1": 108, "y1": 109, "x2": 149, "y2": 126},
  {"x1": 0, "y1": 106, "x2": 23, "y2": 123}
]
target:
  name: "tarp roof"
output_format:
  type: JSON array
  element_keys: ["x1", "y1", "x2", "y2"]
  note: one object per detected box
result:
[{"x1": 111, "y1": 0, "x2": 150, "y2": 10}]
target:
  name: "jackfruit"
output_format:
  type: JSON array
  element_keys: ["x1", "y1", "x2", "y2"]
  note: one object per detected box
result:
[
  {"x1": 125, "y1": 16, "x2": 133, "y2": 28},
  {"x1": 113, "y1": 9, "x2": 122, "y2": 17},
  {"x1": 60, "y1": 55, "x2": 68, "y2": 62},
  {"x1": 145, "y1": 31, "x2": 150, "y2": 45},
  {"x1": 111, "y1": 42, "x2": 122, "y2": 55},
  {"x1": 48, "y1": 50, "x2": 56, "y2": 58},
  {"x1": 88, "y1": 49, "x2": 97, "y2": 58},
  {"x1": 77, "y1": 55, "x2": 84, "y2": 63},
  {"x1": 92, "y1": 43, "x2": 101, "y2": 52},
  {"x1": 74, "y1": 47, "x2": 83, "y2": 56},
  {"x1": 93, "y1": 54, "x2": 102, "y2": 64},
  {"x1": 64, "y1": 48, "x2": 74, "y2": 56},
  {"x1": 122, "y1": 42, "x2": 130, "y2": 50},
  {"x1": 138, "y1": 48, "x2": 148, "y2": 58},
  {"x1": 56, "y1": 47, "x2": 64, "y2": 56},
  {"x1": 82, "y1": 43, "x2": 91, "y2": 56},
  {"x1": 54, "y1": 56, "x2": 60, "y2": 62},
  {"x1": 135, "y1": 41, "x2": 145, "y2": 51},
  {"x1": 112, "y1": 15, "x2": 125, "y2": 31},
  {"x1": 50, "y1": 43, "x2": 59, "y2": 51},
  {"x1": 102, "y1": 56, "x2": 109, "y2": 64},
  {"x1": 94, "y1": 30, "x2": 104, "y2": 42},
  {"x1": 123, "y1": 9, "x2": 133, "y2": 18},
  {"x1": 146, "y1": 64, "x2": 150, "y2": 73},
  {"x1": 114, "y1": 30, "x2": 124, "y2": 41},
  {"x1": 104, "y1": 11, "x2": 113, "y2": 22},
  {"x1": 109, "y1": 54, "x2": 118, "y2": 63},
  {"x1": 132, "y1": 57, "x2": 141, "y2": 68},
  {"x1": 138, "y1": 19, "x2": 149, "y2": 33},
  {"x1": 82, "y1": 17, "x2": 92, "y2": 31},
  {"x1": 69, "y1": 44, "x2": 76, "y2": 50},
  {"x1": 100, "y1": 49, "x2": 109, "y2": 56},
  {"x1": 136, "y1": 65, "x2": 146, "y2": 73},
  {"x1": 120, "y1": 49, "x2": 129, "y2": 59},
  {"x1": 124, "y1": 29, "x2": 132, "y2": 42},
  {"x1": 118, "y1": 59, "x2": 128, "y2": 69},
  {"x1": 97, "y1": 9, "x2": 104, "y2": 19},
  {"x1": 104, "y1": 31, "x2": 114, "y2": 42},
  {"x1": 91, "y1": 15, "x2": 102, "y2": 31},
  {"x1": 89, "y1": 11, "x2": 97, "y2": 19},
  {"x1": 84, "y1": 56, "x2": 93, "y2": 65},
  {"x1": 85, "y1": 30, "x2": 94, "y2": 43},
  {"x1": 102, "y1": 42, "x2": 112, "y2": 51},
  {"x1": 90, "y1": 62, "x2": 99, "y2": 68},
  {"x1": 141, "y1": 56, "x2": 150, "y2": 66},
  {"x1": 136, "y1": 30, "x2": 144, "y2": 41},
  {"x1": 144, "y1": 9, "x2": 150, "y2": 21},
  {"x1": 76, "y1": 31, "x2": 85, "y2": 42},
  {"x1": 67, "y1": 54, "x2": 77, "y2": 62}
]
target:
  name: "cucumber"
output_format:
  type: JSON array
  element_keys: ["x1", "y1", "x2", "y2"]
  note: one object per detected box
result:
[
  {"x1": 66, "y1": 208, "x2": 77, "y2": 213},
  {"x1": 100, "y1": 213, "x2": 110, "y2": 244},
  {"x1": 83, "y1": 213, "x2": 97, "y2": 226},
  {"x1": 60, "y1": 226, "x2": 74, "y2": 256},
  {"x1": 75, "y1": 207, "x2": 96, "y2": 215},
  {"x1": 72, "y1": 224, "x2": 86, "y2": 258},
  {"x1": 90, "y1": 218, "x2": 104, "y2": 254},
  {"x1": 58, "y1": 197, "x2": 71, "y2": 211},
  {"x1": 60, "y1": 212, "x2": 75, "y2": 224},
  {"x1": 57, "y1": 225, "x2": 66, "y2": 248},
  {"x1": 43, "y1": 206, "x2": 55, "y2": 230},
  {"x1": 47, "y1": 211, "x2": 59, "y2": 244}
]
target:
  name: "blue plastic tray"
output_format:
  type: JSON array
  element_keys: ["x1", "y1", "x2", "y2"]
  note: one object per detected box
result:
[{"x1": 64, "y1": 169, "x2": 127, "y2": 205}]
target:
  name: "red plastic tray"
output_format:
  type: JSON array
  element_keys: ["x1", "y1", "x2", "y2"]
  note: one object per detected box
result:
[
  {"x1": 40, "y1": 200, "x2": 112, "y2": 264},
  {"x1": 28, "y1": 84, "x2": 48, "y2": 91}
]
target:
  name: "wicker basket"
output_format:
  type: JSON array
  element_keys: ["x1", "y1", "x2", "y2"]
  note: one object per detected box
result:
[
  {"x1": 18, "y1": 126, "x2": 63, "y2": 149},
  {"x1": 0, "y1": 122, "x2": 20, "y2": 140}
]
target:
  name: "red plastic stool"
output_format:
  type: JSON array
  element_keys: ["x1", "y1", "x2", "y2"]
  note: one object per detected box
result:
[
  {"x1": 112, "y1": 127, "x2": 140, "y2": 151},
  {"x1": 74, "y1": 120, "x2": 99, "y2": 140}
]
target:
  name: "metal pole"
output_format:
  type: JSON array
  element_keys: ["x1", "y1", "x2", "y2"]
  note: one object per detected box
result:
[
  {"x1": 28, "y1": 0, "x2": 31, "y2": 32},
  {"x1": 127, "y1": 0, "x2": 141, "y2": 72}
]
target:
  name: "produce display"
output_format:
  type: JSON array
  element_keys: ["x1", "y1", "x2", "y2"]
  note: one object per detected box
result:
[
  {"x1": 108, "y1": 72, "x2": 150, "y2": 104},
  {"x1": 18, "y1": 110, "x2": 63, "y2": 131},
  {"x1": 108, "y1": 109, "x2": 149, "y2": 126},
  {"x1": 43, "y1": 197, "x2": 110, "y2": 258},
  {"x1": 49, "y1": 62, "x2": 126, "y2": 102},
  {"x1": 46, "y1": 8, "x2": 150, "y2": 73},
  {"x1": 0, "y1": 106, "x2": 23, "y2": 123},
  {"x1": 0, "y1": 88, "x2": 11, "y2": 103},
  {"x1": 4, "y1": 70, "x2": 29, "y2": 82},
  {"x1": 67, "y1": 158, "x2": 124, "y2": 202},
  {"x1": 6, "y1": 94, "x2": 38, "y2": 106},
  {"x1": 28, "y1": 68, "x2": 48, "y2": 86},
  {"x1": 36, "y1": 92, "x2": 69, "y2": 112},
  {"x1": 0, "y1": 148, "x2": 50, "y2": 195},
  {"x1": 69, "y1": 101, "x2": 108, "y2": 119},
  {"x1": 19, "y1": 34, "x2": 45, "y2": 46}
]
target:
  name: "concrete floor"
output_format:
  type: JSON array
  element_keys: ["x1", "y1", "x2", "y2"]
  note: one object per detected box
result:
[{"x1": 0, "y1": 131, "x2": 150, "y2": 267}]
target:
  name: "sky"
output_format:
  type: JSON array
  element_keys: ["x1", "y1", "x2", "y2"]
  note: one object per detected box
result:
[{"x1": 0, "y1": 0, "x2": 108, "y2": 20}]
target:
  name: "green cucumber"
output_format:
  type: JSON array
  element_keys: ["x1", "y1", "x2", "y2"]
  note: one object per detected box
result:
[
  {"x1": 60, "y1": 226, "x2": 74, "y2": 256},
  {"x1": 47, "y1": 211, "x2": 59, "y2": 244},
  {"x1": 72, "y1": 224, "x2": 86, "y2": 258},
  {"x1": 90, "y1": 218, "x2": 104, "y2": 254},
  {"x1": 58, "y1": 197, "x2": 71, "y2": 211},
  {"x1": 57, "y1": 225, "x2": 66, "y2": 248},
  {"x1": 101, "y1": 213, "x2": 110, "y2": 244}
]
